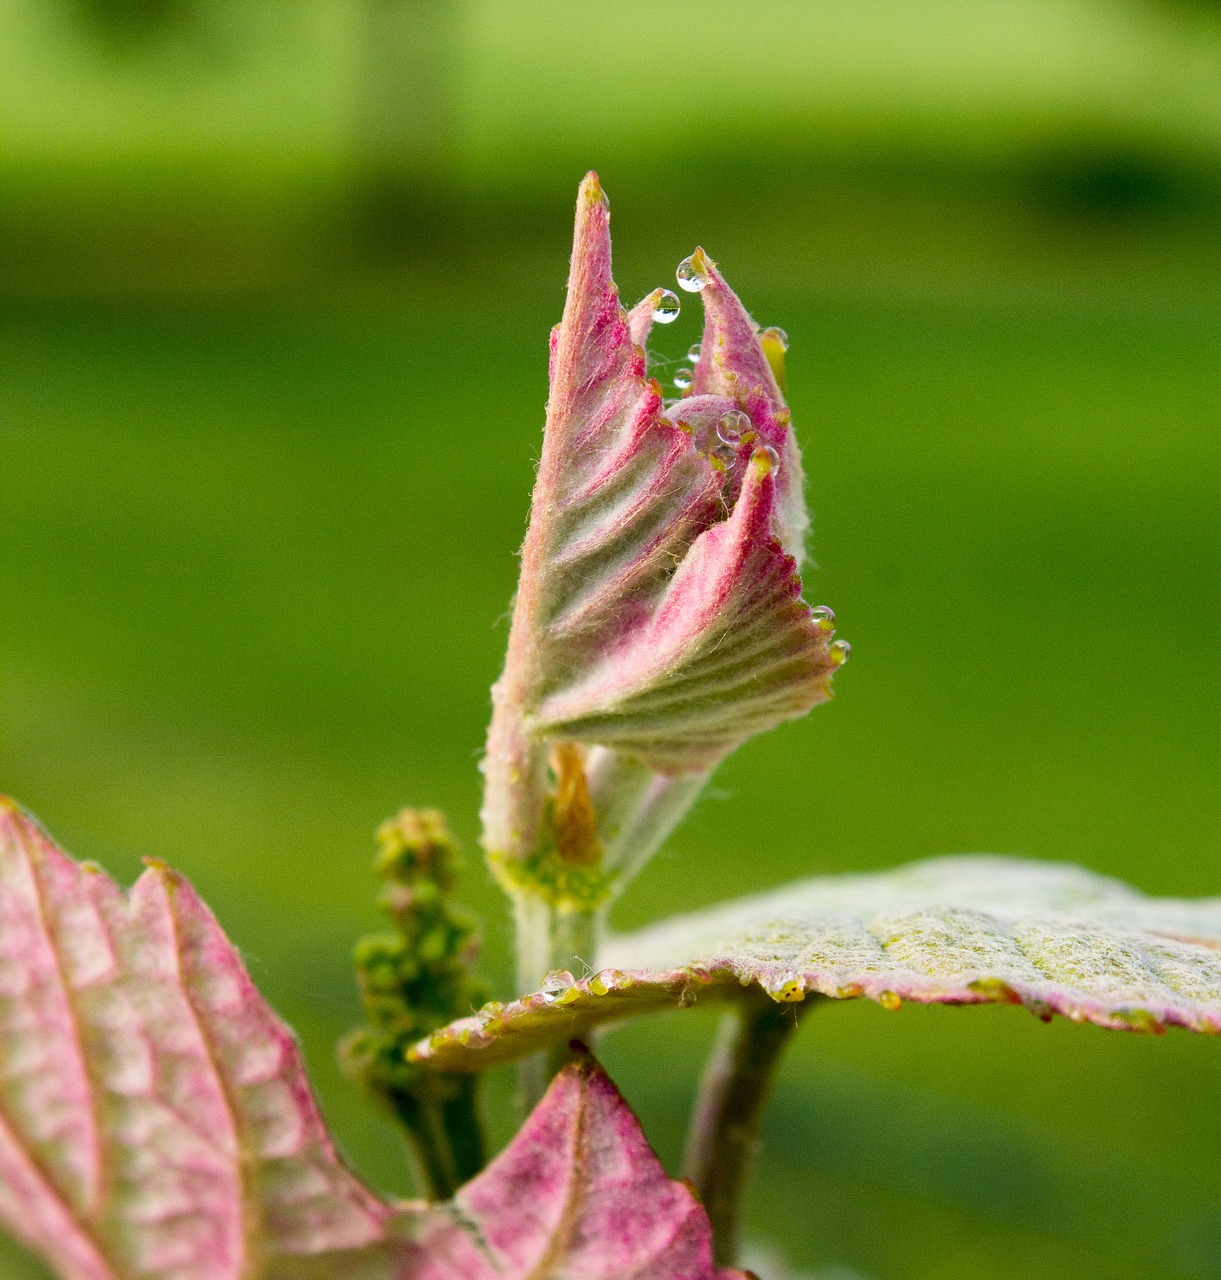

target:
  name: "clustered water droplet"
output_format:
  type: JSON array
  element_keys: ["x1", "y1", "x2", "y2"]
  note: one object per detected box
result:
[
  {"x1": 539, "y1": 969, "x2": 577, "y2": 1004},
  {"x1": 761, "y1": 444, "x2": 781, "y2": 470},
  {"x1": 810, "y1": 605, "x2": 836, "y2": 630},
  {"x1": 761, "y1": 325, "x2": 789, "y2": 351},
  {"x1": 652, "y1": 290, "x2": 681, "y2": 324},
  {"x1": 588, "y1": 969, "x2": 621, "y2": 997},
  {"x1": 672, "y1": 367, "x2": 694, "y2": 391},
  {"x1": 711, "y1": 444, "x2": 737, "y2": 470},
  {"x1": 716, "y1": 409, "x2": 750, "y2": 444},
  {"x1": 676, "y1": 254, "x2": 707, "y2": 292},
  {"x1": 687, "y1": 342, "x2": 702, "y2": 361}
]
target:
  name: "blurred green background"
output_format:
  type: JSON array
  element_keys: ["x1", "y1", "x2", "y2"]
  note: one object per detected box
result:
[{"x1": 1, "y1": 1, "x2": 1219, "y2": 1277}]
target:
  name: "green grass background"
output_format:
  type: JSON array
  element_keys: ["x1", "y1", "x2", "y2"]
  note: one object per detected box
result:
[{"x1": 1, "y1": 2, "x2": 1220, "y2": 1277}]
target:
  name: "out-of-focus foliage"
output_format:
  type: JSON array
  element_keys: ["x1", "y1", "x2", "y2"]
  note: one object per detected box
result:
[{"x1": 0, "y1": 2, "x2": 1218, "y2": 1278}]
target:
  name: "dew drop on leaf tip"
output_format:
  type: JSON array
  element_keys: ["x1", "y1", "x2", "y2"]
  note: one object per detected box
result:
[
  {"x1": 652, "y1": 290, "x2": 681, "y2": 323},
  {"x1": 830, "y1": 639, "x2": 851, "y2": 665},
  {"x1": 717, "y1": 409, "x2": 749, "y2": 444},
  {"x1": 761, "y1": 325, "x2": 789, "y2": 351},
  {"x1": 673, "y1": 368, "x2": 694, "y2": 391},
  {"x1": 676, "y1": 255, "x2": 707, "y2": 292},
  {"x1": 761, "y1": 444, "x2": 781, "y2": 471},
  {"x1": 811, "y1": 605, "x2": 836, "y2": 630}
]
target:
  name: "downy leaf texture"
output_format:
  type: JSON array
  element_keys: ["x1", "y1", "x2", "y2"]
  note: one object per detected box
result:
[
  {"x1": 0, "y1": 800, "x2": 743, "y2": 1280},
  {"x1": 482, "y1": 173, "x2": 841, "y2": 860},
  {"x1": 391, "y1": 1053, "x2": 748, "y2": 1280},
  {"x1": 412, "y1": 855, "x2": 1221, "y2": 1071},
  {"x1": 0, "y1": 797, "x2": 391, "y2": 1280}
]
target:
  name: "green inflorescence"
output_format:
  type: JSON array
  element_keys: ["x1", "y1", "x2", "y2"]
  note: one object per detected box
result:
[{"x1": 339, "y1": 807, "x2": 489, "y2": 1198}]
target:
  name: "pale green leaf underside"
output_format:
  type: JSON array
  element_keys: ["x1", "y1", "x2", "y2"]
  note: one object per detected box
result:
[{"x1": 411, "y1": 856, "x2": 1221, "y2": 1071}]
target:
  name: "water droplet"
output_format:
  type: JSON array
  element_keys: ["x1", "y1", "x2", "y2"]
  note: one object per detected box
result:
[
  {"x1": 830, "y1": 639, "x2": 851, "y2": 666},
  {"x1": 716, "y1": 409, "x2": 750, "y2": 444},
  {"x1": 768, "y1": 974, "x2": 806, "y2": 1003},
  {"x1": 1113, "y1": 1007, "x2": 1164, "y2": 1034},
  {"x1": 652, "y1": 290, "x2": 681, "y2": 324},
  {"x1": 711, "y1": 444, "x2": 737, "y2": 471},
  {"x1": 967, "y1": 978, "x2": 1021, "y2": 1005},
  {"x1": 761, "y1": 325, "x2": 789, "y2": 351},
  {"x1": 678, "y1": 986, "x2": 697, "y2": 1007},
  {"x1": 588, "y1": 969, "x2": 620, "y2": 997},
  {"x1": 878, "y1": 990, "x2": 902, "y2": 1011},
  {"x1": 687, "y1": 342, "x2": 702, "y2": 361},
  {"x1": 760, "y1": 444, "x2": 781, "y2": 471},
  {"x1": 811, "y1": 605, "x2": 836, "y2": 631},
  {"x1": 673, "y1": 367, "x2": 694, "y2": 391},
  {"x1": 676, "y1": 255, "x2": 707, "y2": 292},
  {"x1": 479, "y1": 1000, "x2": 505, "y2": 1018},
  {"x1": 539, "y1": 969, "x2": 576, "y2": 1003}
]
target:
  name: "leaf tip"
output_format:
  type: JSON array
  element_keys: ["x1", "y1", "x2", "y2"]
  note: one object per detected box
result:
[{"x1": 579, "y1": 170, "x2": 609, "y2": 212}]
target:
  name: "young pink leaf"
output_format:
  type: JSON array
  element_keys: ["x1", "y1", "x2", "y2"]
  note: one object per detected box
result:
[
  {"x1": 394, "y1": 1054, "x2": 748, "y2": 1280},
  {"x1": 483, "y1": 174, "x2": 842, "y2": 863},
  {"x1": 412, "y1": 855, "x2": 1221, "y2": 1071},
  {"x1": 0, "y1": 797, "x2": 391, "y2": 1280},
  {"x1": 0, "y1": 800, "x2": 753, "y2": 1280},
  {"x1": 532, "y1": 448, "x2": 836, "y2": 775}
]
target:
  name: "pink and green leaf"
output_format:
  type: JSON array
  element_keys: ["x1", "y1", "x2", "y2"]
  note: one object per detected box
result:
[
  {"x1": 393, "y1": 1054, "x2": 747, "y2": 1280},
  {"x1": 0, "y1": 800, "x2": 746, "y2": 1280},
  {"x1": 0, "y1": 797, "x2": 392, "y2": 1280},
  {"x1": 412, "y1": 855, "x2": 1221, "y2": 1071},
  {"x1": 483, "y1": 174, "x2": 841, "y2": 859}
]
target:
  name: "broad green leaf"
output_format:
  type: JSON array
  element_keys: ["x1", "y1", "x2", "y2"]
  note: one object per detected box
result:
[{"x1": 411, "y1": 855, "x2": 1221, "y2": 1071}]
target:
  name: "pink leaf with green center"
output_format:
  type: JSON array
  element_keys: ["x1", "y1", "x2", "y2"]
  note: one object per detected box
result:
[
  {"x1": 482, "y1": 174, "x2": 841, "y2": 860},
  {"x1": 395, "y1": 1054, "x2": 747, "y2": 1280}
]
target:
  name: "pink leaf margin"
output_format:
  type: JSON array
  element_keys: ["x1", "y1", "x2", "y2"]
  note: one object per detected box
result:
[
  {"x1": 0, "y1": 799, "x2": 748, "y2": 1280},
  {"x1": 0, "y1": 797, "x2": 390, "y2": 1280},
  {"x1": 413, "y1": 855, "x2": 1221, "y2": 1073},
  {"x1": 396, "y1": 1053, "x2": 749, "y2": 1280}
]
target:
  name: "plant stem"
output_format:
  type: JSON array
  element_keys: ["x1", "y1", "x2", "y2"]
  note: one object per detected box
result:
[
  {"x1": 393, "y1": 1073, "x2": 484, "y2": 1200},
  {"x1": 683, "y1": 992, "x2": 814, "y2": 1267},
  {"x1": 513, "y1": 891, "x2": 602, "y2": 1107}
]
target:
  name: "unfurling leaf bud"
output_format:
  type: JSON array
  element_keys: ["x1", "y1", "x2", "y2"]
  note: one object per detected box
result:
[{"x1": 482, "y1": 173, "x2": 847, "y2": 906}]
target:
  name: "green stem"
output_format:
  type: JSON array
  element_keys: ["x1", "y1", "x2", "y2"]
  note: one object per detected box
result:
[
  {"x1": 682, "y1": 992, "x2": 814, "y2": 1267},
  {"x1": 513, "y1": 891, "x2": 603, "y2": 1108},
  {"x1": 394, "y1": 1075, "x2": 485, "y2": 1200}
]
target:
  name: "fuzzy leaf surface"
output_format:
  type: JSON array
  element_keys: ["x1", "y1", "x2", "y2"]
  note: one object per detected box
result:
[
  {"x1": 391, "y1": 1056, "x2": 747, "y2": 1280},
  {"x1": 0, "y1": 799, "x2": 744, "y2": 1280},
  {"x1": 0, "y1": 797, "x2": 393, "y2": 1280},
  {"x1": 482, "y1": 174, "x2": 840, "y2": 857},
  {"x1": 412, "y1": 855, "x2": 1221, "y2": 1070}
]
